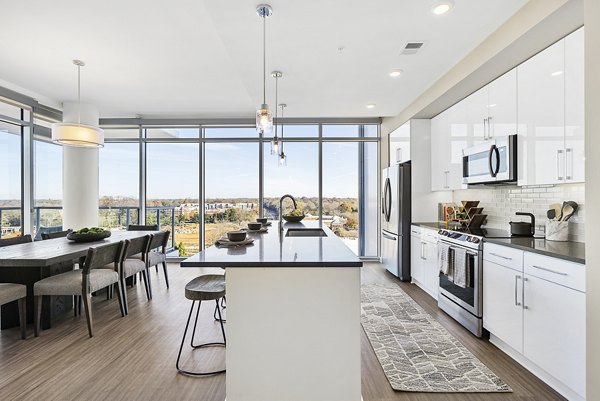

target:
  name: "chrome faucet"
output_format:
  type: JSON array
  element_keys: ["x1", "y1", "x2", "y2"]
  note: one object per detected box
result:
[{"x1": 279, "y1": 194, "x2": 298, "y2": 231}]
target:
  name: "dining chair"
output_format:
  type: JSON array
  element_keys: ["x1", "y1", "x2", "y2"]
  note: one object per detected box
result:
[
  {"x1": 33, "y1": 241, "x2": 127, "y2": 338},
  {"x1": 0, "y1": 234, "x2": 32, "y2": 248},
  {"x1": 0, "y1": 283, "x2": 27, "y2": 339},
  {"x1": 99, "y1": 235, "x2": 152, "y2": 314},
  {"x1": 147, "y1": 231, "x2": 171, "y2": 289},
  {"x1": 41, "y1": 229, "x2": 72, "y2": 240}
]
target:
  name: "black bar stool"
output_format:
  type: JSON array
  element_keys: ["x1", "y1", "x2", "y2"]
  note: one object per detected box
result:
[{"x1": 176, "y1": 274, "x2": 226, "y2": 376}]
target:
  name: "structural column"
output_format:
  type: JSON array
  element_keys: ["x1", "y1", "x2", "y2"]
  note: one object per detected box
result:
[{"x1": 61, "y1": 102, "x2": 99, "y2": 230}]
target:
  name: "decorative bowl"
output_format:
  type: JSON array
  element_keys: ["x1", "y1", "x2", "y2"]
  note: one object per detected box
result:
[
  {"x1": 283, "y1": 214, "x2": 305, "y2": 223},
  {"x1": 227, "y1": 231, "x2": 247, "y2": 242},
  {"x1": 67, "y1": 231, "x2": 111, "y2": 243},
  {"x1": 248, "y1": 222, "x2": 263, "y2": 231},
  {"x1": 256, "y1": 218, "x2": 268, "y2": 224}
]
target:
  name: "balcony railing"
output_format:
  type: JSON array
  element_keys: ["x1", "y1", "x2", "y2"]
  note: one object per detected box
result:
[{"x1": 0, "y1": 206, "x2": 177, "y2": 251}]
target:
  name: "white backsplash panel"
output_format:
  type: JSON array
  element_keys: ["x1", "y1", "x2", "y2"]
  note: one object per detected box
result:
[{"x1": 453, "y1": 183, "x2": 585, "y2": 242}]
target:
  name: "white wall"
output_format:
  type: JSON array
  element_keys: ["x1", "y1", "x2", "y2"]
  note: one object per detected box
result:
[{"x1": 585, "y1": 0, "x2": 600, "y2": 398}]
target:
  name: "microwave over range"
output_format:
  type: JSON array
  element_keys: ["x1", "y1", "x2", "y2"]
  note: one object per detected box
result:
[{"x1": 462, "y1": 134, "x2": 517, "y2": 185}]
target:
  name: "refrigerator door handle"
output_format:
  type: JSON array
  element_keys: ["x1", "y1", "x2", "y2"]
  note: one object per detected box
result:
[
  {"x1": 384, "y1": 178, "x2": 392, "y2": 222},
  {"x1": 382, "y1": 231, "x2": 397, "y2": 241}
]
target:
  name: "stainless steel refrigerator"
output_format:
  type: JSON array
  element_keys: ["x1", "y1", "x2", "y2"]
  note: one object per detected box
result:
[{"x1": 381, "y1": 161, "x2": 411, "y2": 281}]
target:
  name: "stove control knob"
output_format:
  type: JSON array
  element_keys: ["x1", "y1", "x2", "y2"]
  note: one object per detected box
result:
[{"x1": 471, "y1": 237, "x2": 480, "y2": 244}]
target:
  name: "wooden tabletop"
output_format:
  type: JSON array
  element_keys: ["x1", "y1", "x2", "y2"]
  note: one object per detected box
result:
[{"x1": 0, "y1": 231, "x2": 160, "y2": 268}]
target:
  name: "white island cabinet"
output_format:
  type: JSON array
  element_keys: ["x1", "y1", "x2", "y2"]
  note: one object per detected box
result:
[
  {"x1": 483, "y1": 242, "x2": 585, "y2": 401},
  {"x1": 181, "y1": 221, "x2": 362, "y2": 401}
]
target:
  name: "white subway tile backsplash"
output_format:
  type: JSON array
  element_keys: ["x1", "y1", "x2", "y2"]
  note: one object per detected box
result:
[{"x1": 453, "y1": 183, "x2": 585, "y2": 242}]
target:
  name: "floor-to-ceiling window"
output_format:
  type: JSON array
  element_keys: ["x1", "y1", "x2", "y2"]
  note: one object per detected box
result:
[
  {"x1": 205, "y1": 139, "x2": 259, "y2": 248},
  {"x1": 98, "y1": 136, "x2": 140, "y2": 231},
  {"x1": 33, "y1": 137, "x2": 62, "y2": 237},
  {"x1": 0, "y1": 98, "x2": 28, "y2": 239},
  {"x1": 146, "y1": 140, "x2": 200, "y2": 256},
  {"x1": 0, "y1": 119, "x2": 22, "y2": 239},
  {"x1": 263, "y1": 141, "x2": 319, "y2": 220}
]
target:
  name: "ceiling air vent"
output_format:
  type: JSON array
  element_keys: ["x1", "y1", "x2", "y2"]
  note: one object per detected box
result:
[{"x1": 401, "y1": 41, "x2": 426, "y2": 55}]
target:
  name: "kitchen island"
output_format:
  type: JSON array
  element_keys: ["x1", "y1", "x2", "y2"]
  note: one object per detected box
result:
[{"x1": 181, "y1": 221, "x2": 363, "y2": 401}]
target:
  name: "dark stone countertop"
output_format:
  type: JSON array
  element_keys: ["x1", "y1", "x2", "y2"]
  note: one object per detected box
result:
[
  {"x1": 483, "y1": 237, "x2": 585, "y2": 265},
  {"x1": 412, "y1": 222, "x2": 585, "y2": 264},
  {"x1": 180, "y1": 220, "x2": 363, "y2": 268}
]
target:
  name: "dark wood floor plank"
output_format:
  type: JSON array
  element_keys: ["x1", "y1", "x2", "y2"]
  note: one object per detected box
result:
[{"x1": 0, "y1": 262, "x2": 564, "y2": 401}]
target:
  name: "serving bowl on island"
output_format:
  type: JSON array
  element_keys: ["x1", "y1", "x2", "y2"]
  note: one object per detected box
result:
[
  {"x1": 282, "y1": 212, "x2": 305, "y2": 223},
  {"x1": 227, "y1": 231, "x2": 247, "y2": 242}
]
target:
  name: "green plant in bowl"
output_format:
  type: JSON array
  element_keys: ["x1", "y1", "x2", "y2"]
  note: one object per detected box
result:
[{"x1": 283, "y1": 209, "x2": 305, "y2": 222}]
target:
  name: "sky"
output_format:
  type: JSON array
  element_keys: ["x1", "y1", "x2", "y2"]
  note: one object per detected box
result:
[{"x1": 3, "y1": 125, "x2": 377, "y2": 201}]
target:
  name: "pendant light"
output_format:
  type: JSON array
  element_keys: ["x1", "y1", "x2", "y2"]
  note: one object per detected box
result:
[
  {"x1": 278, "y1": 103, "x2": 287, "y2": 167},
  {"x1": 52, "y1": 60, "x2": 104, "y2": 148},
  {"x1": 271, "y1": 71, "x2": 282, "y2": 155},
  {"x1": 256, "y1": 4, "x2": 273, "y2": 134}
]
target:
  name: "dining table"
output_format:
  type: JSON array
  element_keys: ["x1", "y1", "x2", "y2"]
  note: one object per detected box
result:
[{"x1": 0, "y1": 230, "x2": 159, "y2": 329}]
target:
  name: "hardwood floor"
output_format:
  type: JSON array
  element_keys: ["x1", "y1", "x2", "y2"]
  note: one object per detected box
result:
[{"x1": 0, "y1": 262, "x2": 565, "y2": 400}]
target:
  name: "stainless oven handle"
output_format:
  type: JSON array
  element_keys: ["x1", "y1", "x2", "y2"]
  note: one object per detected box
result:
[
  {"x1": 532, "y1": 265, "x2": 568, "y2": 276},
  {"x1": 489, "y1": 252, "x2": 512, "y2": 261},
  {"x1": 514, "y1": 275, "x2": 522, "y2": 306}
]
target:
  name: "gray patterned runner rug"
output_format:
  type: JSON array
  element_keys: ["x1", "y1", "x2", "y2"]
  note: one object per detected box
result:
[{"x1": 361, "y1": 283, "x2": 512, "y2": 393}]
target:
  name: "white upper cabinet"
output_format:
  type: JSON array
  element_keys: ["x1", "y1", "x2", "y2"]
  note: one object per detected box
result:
[
  {"x1": 488, "y1": 69, "x2": 517, "y2": 140},
  {"x1": 431, "y1": 102, "x2": 466, "y2": 191},
  {"x1": 518, "y1": 39, "x2": 565, "y2": 186},
  {"x1": 465, "y1": 86, "x2": 488, "y2": 144},
  {"x1": 517, "y1": 27, "x2": 584, "y2": 186},
  {"x1": 389, "y1": 122, "x2": 411, "y2": 164},
  {"x1": 565, "y1": 27, "x2": 585, "y2": 183}
]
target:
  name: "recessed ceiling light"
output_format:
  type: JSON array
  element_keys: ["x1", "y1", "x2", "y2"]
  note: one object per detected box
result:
[
  {"x1": 488, "y1": 103, "x2": 497, "y2": 108},
  {"x1": 389, "y1": 69, "x2": 403, "y2": 77},
  {"x1": 552, "y1": 70, "x2": 564, "y2": 76},
  {"x1": 431, "y1": 1, "x2": 455, "y2": 15},
  {"x1": 366, "y1": 104, "x2": 376, "y2": 109}
]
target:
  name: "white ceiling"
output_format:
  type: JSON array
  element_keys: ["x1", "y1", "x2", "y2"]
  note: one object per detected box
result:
[{"x1": 0, "y1": 0, "x2": 527, "y2": 119}]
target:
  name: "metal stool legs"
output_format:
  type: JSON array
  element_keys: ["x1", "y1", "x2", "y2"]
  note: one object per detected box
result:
[
  {"x1": 213, "y1": 296, "x2": 226, "y2": 323},
  {"x1": 176, "y1": 299, "x2": 226, "y2": 376}
]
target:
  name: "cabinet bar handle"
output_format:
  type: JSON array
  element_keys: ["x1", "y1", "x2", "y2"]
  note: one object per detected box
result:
[
  {"x1": 483, "y1": 118, "x2": 487, "y2": 140},
  {"x1": 489, "y1": 252, "x2": 512, "y2": 261},
  {"x1": 522, "y1": 277, "x2": 529, "y2": 310},
  {"x1": 532, "y1": 265, "x2": 568, "y2": 276},
  {"x1": 488, "y1": 116, "x2": 494, "y2": 139},
  {"x1": 421, "y1": 242, "x2": 426, "y2": 260},
  {"x1": 557, "y1": 149, "x2": 564, "y2": 181},
  {"x1": 566, "y1": 148, "x2": 573, "y2": 180},
  {"x1": 514, "y1": 275, "x2": 522, "y2": 306}
]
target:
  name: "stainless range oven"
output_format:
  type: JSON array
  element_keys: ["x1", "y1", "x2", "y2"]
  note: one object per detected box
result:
[{"x1": 437, "y1": 229, "x2": 484, "y2": 337}]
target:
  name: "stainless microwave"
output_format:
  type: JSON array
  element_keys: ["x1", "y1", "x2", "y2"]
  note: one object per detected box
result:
[{"x1": 462, "y1": 135, "x2": 517, "y2": 184}]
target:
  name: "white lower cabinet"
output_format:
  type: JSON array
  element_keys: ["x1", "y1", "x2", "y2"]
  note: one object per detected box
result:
[
  {"x1": 482, "y1": 261, "x2": 523, "y2": 353},
  {"x1": 410, "y1": 226, "x2": 439, "y2": 299},
  {"x1": 483, "y1": 244, "x2": 586, "y2": 401},
  {"x1": 523, "y1": 274, "x2": 586, "y2": 399}
]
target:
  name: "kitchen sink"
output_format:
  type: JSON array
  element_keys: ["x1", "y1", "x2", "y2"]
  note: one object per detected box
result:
[{"x1": 285, "y1": 228, "x2": 327, "y2": 237}]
